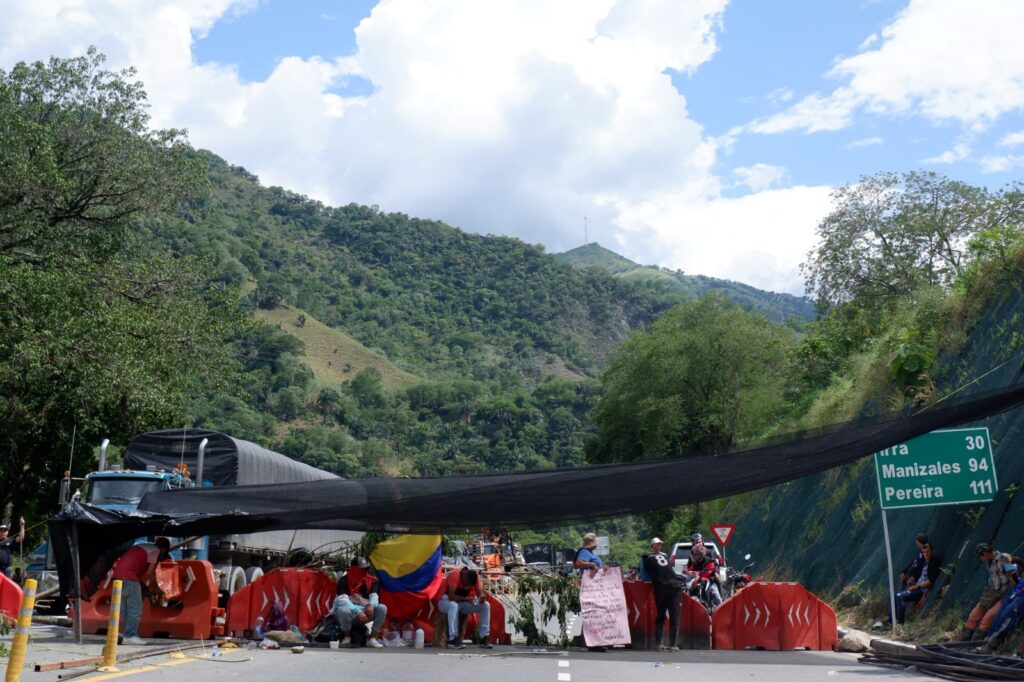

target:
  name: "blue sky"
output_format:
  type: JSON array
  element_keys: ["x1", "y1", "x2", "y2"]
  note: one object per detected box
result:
[{"x1": 2, "y1": 0, "x2": 1022, "y2": 293}]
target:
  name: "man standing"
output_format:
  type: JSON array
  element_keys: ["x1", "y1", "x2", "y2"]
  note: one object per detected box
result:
[
  {"x1": 962, "y1": 543, "x2": 1017, "y2": 641},
  {"x1": 643, "y1": 537, "x2": 685, "y2": 651},
  {"x1": 437, "y1": 567, "x2": 492, "y2": 650},
  {"x1": 111, "y1": 538, "x2": 171, "y2": 645},
  {"x1": 0, "y1": 517, "x2": 25, "y2": 578}
]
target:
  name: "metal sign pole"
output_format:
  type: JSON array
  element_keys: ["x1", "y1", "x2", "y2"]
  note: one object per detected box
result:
[
  {"x1": 880, "y1": 509, "x2": 897, "y2": 637},
  {"x1": 71, "y1": 521, "x2": 83, "y2": 644}
]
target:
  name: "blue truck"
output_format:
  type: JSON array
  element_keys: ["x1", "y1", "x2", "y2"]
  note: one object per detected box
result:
[{"x1": 32, "y1": 428, "x2": 360, "y2": 604}]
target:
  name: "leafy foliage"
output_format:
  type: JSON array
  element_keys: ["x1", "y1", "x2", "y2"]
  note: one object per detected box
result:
[
  {"x1": 0, "y1": 49, "x2": 244, "y2": 520},
  {"x1": 588, "y1": 294, "x2": 795, "y2": 462}
]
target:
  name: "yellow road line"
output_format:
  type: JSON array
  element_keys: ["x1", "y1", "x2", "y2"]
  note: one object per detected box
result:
[{"x1": 83, "y1": 656, "x2": 198, "y2": 681}]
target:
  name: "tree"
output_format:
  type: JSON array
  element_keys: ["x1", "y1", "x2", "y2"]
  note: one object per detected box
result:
[
  {"x1": 587, "y1": 294, "x2": 793, "y2": 463},
  {"x1": 802, "y1": 171, "x2": 1020, "y2": 310},
  {"x1": 0, "y1": 50, "x2": 243, "y2": 521}
]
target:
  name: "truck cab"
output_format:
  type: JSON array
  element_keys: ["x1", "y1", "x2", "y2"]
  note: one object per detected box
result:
[{"x1": 85, "y1": 468, "x2": 194, "y2": 509}]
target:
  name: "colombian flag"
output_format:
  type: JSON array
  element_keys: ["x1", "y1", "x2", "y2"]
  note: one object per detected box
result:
[{"x1": 370, "y1": 534, "x2": 444, "y2": 620}]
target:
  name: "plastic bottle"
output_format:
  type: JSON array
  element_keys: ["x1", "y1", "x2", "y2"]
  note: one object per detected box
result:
[
  {"x1": 414, "y1": 628, "x2": 424, "y2": 649},
  {"x1": 402, "y1": 621, "x2": 415, "y2": 645}
]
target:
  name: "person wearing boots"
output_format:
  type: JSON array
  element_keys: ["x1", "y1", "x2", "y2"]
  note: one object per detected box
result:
[
  {"x1": 642, "y1": 538, "x2": 685, "y2": 652},
  {"x1": 961, "y1": 544, "x2": 1019, "y2": 641}
]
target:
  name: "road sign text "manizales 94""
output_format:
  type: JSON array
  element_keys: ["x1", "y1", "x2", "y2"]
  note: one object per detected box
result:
[{"x1": 874, "y1": 427, "x2": 997, "y2": 510}]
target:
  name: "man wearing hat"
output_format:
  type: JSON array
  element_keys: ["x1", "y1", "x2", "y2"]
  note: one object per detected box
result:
[
  {"x1": 643, "y1": 538, "x2": 685, "y2": 651},
  {"x1": 0, "y1": 517, "x2": 26, "y2": 578},
  {"x1": 961, "y1": 543, "x2": 1022, "y2": 641},
  {"x1": 574, "y1": 533, "x2": 603, "y2": 573}
]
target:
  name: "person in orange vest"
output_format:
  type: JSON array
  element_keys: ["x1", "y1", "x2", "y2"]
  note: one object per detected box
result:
[{"x1": 111, "y1": 537, "x2": 171, "y2": 645}]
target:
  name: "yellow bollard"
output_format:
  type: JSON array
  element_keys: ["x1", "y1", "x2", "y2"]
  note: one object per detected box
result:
[
  {"x1": 99, "y1": 580, "x2": 123, "y2": 671},
  {"x1": 4, "y1": 578, "x2": 37, "y2": 682}
]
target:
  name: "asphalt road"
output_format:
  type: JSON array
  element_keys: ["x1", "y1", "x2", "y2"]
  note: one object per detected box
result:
[{"x1": 16, "y1": 626, "x2": 935, "y2": 682}]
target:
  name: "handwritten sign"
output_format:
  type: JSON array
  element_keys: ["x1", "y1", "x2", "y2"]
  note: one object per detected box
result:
[{"x1": 580, "y1": 566, "x2": 631, "y2": 647}]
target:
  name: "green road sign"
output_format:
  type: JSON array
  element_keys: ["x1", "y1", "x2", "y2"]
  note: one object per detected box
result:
[{"x1": 874, "y1": 427, "x2": 997, "y2": 510}]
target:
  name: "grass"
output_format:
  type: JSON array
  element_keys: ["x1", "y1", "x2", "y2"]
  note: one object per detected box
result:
[{"x1": 257, "y1": 304, "x2": 421, "y2": 390}]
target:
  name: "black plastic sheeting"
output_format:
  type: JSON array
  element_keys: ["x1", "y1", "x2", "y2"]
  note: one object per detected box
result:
[{"x1": 49, "y1": 381, "x2": 1024, "y2": 597}]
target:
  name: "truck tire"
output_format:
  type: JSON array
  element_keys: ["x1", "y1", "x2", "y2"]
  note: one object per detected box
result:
[
  {"x1": 244, "y1": 566, "x2": 264, "y2": 585},
  {"x1": 227, "y1": 566, "x2": 247, "y2": 596}
]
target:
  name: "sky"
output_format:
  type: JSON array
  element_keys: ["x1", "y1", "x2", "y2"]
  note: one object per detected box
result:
[{"x1": 2, "y1": 0, "x2": 1023, "y2": 295}]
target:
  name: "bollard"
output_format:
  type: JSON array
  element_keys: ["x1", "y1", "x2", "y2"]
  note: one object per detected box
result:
[
  {"x1": 99, "y1": 580, "x2": 123, "y2": 671},
  {"x1": 4, "y1": 578, "x2": 37, "y2": 682}
]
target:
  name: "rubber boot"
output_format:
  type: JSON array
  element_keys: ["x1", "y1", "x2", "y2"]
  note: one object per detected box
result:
[{"x1": 959, "y1": 627, "x2": 975, "y2": 641}]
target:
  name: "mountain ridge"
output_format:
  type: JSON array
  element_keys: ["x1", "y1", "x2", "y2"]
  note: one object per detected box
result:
[{"x1": 554, "y1": 242, "x2": 816, "y2": 325}]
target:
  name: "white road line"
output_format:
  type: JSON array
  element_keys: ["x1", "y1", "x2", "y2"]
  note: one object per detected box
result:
[
  {"x1": 558, "y1": 674, "x2": 571, "y2": 681},
  {"x1": 558, "y1": 660, "x2": 570, "y2": 667}
]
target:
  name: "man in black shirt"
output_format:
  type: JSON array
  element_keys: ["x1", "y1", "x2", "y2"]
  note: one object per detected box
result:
[
  {"x1": 0, "y1": 518, "x2": 25, "y2": 578},
  {"x1": 642, "y1": 537, "x2": 685, "y2": 651}
]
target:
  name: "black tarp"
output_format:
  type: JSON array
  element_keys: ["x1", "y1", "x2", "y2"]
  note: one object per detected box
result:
[{"x1": 49, "y1": 381, "x2": 1024, "y2": 596}]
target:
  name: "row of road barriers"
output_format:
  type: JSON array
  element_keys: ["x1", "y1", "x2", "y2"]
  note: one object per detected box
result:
[{"x1": 622, "y1": 580, "x2": 838, "y2": 651}]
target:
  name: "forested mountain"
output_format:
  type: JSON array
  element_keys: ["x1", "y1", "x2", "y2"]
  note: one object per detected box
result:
[{"x1": 555, "y1": 242, "x2": 816, "y2": 325}]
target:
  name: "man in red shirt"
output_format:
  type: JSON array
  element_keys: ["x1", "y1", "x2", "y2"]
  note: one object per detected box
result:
[
  {"x1": 437, "y1": 567, "x2": 492, "y2": 649},
  {"x1": 111, "y1": 537, "x2": 171, "y2": 644}
]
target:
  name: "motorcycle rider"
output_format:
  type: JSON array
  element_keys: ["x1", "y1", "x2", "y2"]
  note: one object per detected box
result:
[
  {"x1": 642, "y1": 538, "x2": 685, "y2": 652},
  {"x1": 688, "y1": 541, "x2": 723, "y2": 609}
]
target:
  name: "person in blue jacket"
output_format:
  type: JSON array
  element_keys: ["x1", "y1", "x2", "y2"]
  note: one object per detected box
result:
[{"x1": 574, "y1": 533, "x2": 607, "y2": 652}]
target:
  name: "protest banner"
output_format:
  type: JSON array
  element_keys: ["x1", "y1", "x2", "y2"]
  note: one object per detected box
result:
[{"x1": 580, "y1": 566, "x2": 631, "y2": 647}]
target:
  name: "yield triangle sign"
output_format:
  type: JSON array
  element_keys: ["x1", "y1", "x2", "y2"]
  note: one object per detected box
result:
[{"x1": 711, "y1": 524, "x2": 735, "y2": 547}]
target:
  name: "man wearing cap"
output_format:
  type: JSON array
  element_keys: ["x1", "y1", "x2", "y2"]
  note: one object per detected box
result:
[
  {"x1": 642, "y1": 538, "x2": 685, "y2": 651},
  {"x1": 961, "y1": 543, "x2": 1021, "y2": 641},
  {"x1": 0, "y1": 517, "x2": 26, "y2": 578},
  {"x1": 111, "y1": 537, "x2": 172, "y2": 645},
  {"x1": 333, "y1": 556, "x2": 387, "y2": 648}
]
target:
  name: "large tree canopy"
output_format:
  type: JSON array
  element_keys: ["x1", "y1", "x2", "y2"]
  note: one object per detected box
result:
[
  {"x1": 802, "y1": 171, "x2": 1024, "y2": 310},
  {"x1": 0, "y1": 49, "x2": 243, "y2": 521},
  {"x1": 587, "y1": 294, "x2": 794, "y2": 463}
]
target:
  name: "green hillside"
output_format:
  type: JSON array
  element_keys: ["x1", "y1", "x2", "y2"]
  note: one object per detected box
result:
[
  {"x1": 555, "y1": 243, "x2": 816, "y2": 324},
  {"x1": 256, "y1": 304, "x2": 421, "y2": 389}
]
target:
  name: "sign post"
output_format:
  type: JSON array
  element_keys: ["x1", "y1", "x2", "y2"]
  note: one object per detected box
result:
[
  {"x1": 873, "y1": 427, "x2": 997, "y2": 634},
  {"x1": 711, "y1": 524, "x2": 735, "y2": 567}
]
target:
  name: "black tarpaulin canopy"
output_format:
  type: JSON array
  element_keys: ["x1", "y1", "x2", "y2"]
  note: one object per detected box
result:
[{"x1": 49, "y1": 381, "x2": 1024, "y2": 596}]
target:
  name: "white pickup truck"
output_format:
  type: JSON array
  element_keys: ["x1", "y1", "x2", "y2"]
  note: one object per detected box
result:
[{"x1": 670, "y1": 541, "x2": 729, "y2": 585}]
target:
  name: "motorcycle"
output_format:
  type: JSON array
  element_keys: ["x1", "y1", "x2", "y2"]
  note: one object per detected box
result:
[
  {"x1": 686, "y1": 569, "x2": 723, "y2": 615},
  {"x1": 723, "y1": 554, "x2": 755, "y2": 599}
]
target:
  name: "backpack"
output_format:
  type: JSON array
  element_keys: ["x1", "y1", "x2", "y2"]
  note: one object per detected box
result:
[{"x1": 309, "y1": 614, "x2": 343, "y2": 643}]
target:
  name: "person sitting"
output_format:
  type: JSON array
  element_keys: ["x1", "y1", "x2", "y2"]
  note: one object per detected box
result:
[
  {"x1": 961, "y1": 544, "x2": 1022, "y2": 641},
  {"x1": 893, "y1": 542, "x2": 940, "y2": 624},
  {"x1": 335, "y1": 556, "x2": 387, "y2": 647},
  {"x1": 899, "y1": 533, "x2": 929, "y2": 590},
  {"x1": 437, "y1": 567, "x2": 493, "y2": 650},
  {"x1": 980, "y1": 568, "x2": 1024, "y2": 654}
]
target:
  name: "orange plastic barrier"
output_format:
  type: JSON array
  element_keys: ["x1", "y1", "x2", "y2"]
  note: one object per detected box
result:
[
  {"x1": 0, "y1": 573, "x2": 23, "y2": 624},
  {"x1": 458, "y1": 594, "x2": 511, "y2": 645},
  {"x1": 226, "y1": 568, "x2": 336, "y2": 637},
  {"x1": 712, "y1": 582, "x2": 838, "y2": 651},
  {"x1": 621, "y1": 580, "x2": 711, "y2": 649},
  {"x1": 71, "y1": 560, "x2": 220, "y2": 639}
]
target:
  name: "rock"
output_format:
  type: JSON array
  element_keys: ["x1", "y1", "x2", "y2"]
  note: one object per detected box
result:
[
  {"x1": 838, "y1": 629, "x2": 872, "y2": 652},
  {"x1": 265, "y1": 629, "x2": 303, "y2": 644}
]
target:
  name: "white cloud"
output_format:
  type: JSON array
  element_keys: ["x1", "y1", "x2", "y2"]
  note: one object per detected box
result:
[
  {"x1": 0, "y1": 0, "x2": 839, "y2": 293},
  {"x1": 609, "y1": 185, "x2": 834, "y2": 294},
  {"x1": 733, "y1": 163, "x2": 787, "y2": 192},
  {"x1": 921, "y1": 143, "x2": 971, "y2": 165},
  {"x1": 749, "y1": 0, "x2": 1024, "y2": 134},
  {"x1": 1000, "y1": 131, "x2": 1024, "y2": 148},
  {"x1": 980, "y1": 155, "x2": 1024, "y2": 174},
  {"x1": 767, "y1": 86, "x2": 794, "y2": 104},
  {"x1": 846, "y1": 136, "x2": 884, "y2": 149}
]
